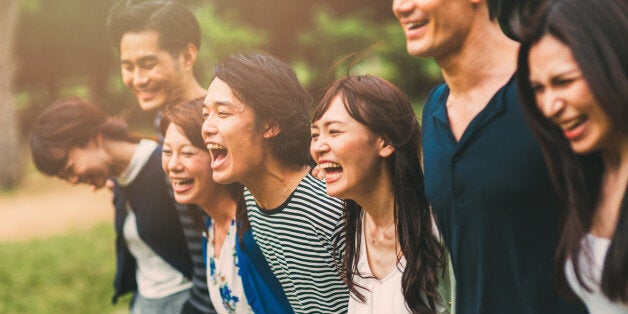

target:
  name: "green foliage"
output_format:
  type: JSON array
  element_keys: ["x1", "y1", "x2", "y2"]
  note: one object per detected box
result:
[
  {"x1": 192, "y1": 3, "x2": 269, "y2": 87},
  {"x1": 0, "y1": 224, "x2": 131, "y2": 313},
  {"x1": 295, "y1": 7, "x2": 442, "y2": 100}
]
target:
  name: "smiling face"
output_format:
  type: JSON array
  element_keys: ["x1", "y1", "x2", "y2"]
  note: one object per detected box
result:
[
  {"x1": 202, "y1": 78, "x2": 266, "y2": 185},
  {"x1": 119, "y1": 30, "x2": 186, "y2": 111},
  {"x1": 392, "y1": 0, "x2": 477, "y2": 58},
  {"x1": 528, "y1": 35, "x2": 613, "y2": 154},
  {"x1": 162, "y1": 123, "x2": 214, "y2": 205},
  {"x1": 59, "y1": 140, "x2": 112, "y2": 190},
  {"x1": 310, "y1": 95, "x2": 393, "y2": 199}
]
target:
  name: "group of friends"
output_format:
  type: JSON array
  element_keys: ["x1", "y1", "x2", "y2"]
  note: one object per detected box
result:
[{"x1": 28, "y1": 0, "x2": 627, "y2": 313}]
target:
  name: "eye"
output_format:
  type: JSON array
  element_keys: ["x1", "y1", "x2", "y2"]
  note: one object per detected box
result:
[
  {"x1": 530, "y1": 83, "x2": 544, "y2": 94},
  {"x1": 329, "y1": 129, "x2": 341, "y2": 135},
  {"x1": 202, "y1": 112, "x2": 209, "y2": 120},
  {"x1": 217, "y1": 110, "x2": 231, "y2": 118},
  {"x1": 182, "y1": 151, "x2": 195, "y2": 157},
  {"x1": 162, "y1": 149, "x2": 172, "y2": 157},
  {"x1": 141, "y1": 62, "x2": 157, "y2": 70},
  {"x1": 311, "y1": 132, "x2": 319, "y2": 141},
  {"x1": 122, "y1": 64, "x2": 134, "y2": 72}
]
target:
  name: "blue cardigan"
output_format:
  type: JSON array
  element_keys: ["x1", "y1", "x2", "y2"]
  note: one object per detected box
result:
[{"x1": 111, "y1": 147, "x2": 193, "y2": 303}]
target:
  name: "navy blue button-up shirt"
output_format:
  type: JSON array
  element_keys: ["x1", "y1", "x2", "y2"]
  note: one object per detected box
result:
[{"x1": 422, "y1": 77, "x2": 585, "y2": 314}]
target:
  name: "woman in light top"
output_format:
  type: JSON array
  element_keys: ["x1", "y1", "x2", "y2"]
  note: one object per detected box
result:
[
  {"x1": 517, "y1": 0, "x2": 627, "y2": 312},
  {"x1": 30, "y1": 97, "x2": 193, "y2": 313},
  {"x1": 310, "y1": 75, "x2": 450, "y2": 313},
  {"x1": 159, "y1": 98, "x2": 253, "y2": 314}
]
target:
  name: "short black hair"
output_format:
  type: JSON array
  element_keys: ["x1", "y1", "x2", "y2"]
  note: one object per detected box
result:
[{"x1": 106, "y1": 0, "x2": 200, "y2": 56}]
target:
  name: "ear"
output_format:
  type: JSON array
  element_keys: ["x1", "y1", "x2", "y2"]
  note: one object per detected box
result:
[
  {"x1": 178, "y1": 43, "x2": 198, "y2": 71},
  {"x1": 377, "y1": 138, "x2": 395, "y2": 158},
  {"x1": 262, "y1": 120, "x2": 281, "y2": 139}
]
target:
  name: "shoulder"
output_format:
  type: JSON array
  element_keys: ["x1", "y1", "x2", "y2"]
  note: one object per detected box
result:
[
  {"x1": 422, "y1": 83, "x2": 449, "y2": 115},
  {"x1": 295, "y1": 175, "x2": 343, "y2": 212}
]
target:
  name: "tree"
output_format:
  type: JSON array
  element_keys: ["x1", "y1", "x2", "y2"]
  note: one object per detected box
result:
[{"x1": 0, "y1": 0, "x2": 22, "y2": 189}]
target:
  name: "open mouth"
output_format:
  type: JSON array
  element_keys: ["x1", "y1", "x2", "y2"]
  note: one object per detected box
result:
[
  {"x1": 207, "y1": 143, "x2": 228, "y2": 169},
  {"x1": 137, "y1": 87, "x2": 160, "y2": 101},
  {"x1": 320, "y1": 161, "x2": 343, "y2": 182},
  {"x1": 171, "y1": 178, "x2": 194, "y2": 193},
  {"x1": 407, "y1": 19, "x2": 428, "y2": 31},
  {"x1": 561, "y1": 115, "x2": 588, "y2": 140}
]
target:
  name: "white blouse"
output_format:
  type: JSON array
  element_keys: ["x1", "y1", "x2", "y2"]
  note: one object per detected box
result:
[
  {"x1": 348, "y1": 220, "x2": 410, "y2": 314},
  {"x1": 206, "y1": 219, "x2": 252, "y2": 314},
  {"x1": 565, "y1": 234, "x2": 628, "y2": 314}
]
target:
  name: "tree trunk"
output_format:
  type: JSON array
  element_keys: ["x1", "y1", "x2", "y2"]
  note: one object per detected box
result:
[{"x1": 0, "y1": 0, "x2": 22, "y2": 189}]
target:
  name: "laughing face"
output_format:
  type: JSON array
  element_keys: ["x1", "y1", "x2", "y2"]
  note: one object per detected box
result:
[
  {"x1": 120, "y1": 30, "x2": 186, "y2": 112},
  {"x1": 528, "y1": 35, "x2": 613, "y2": 154},
  {"x1": 59, "y1": 140, "x2": 112, "y2": 190},
  {"x1": 310, "y1": 95, "x2": 393, "y2": 199},
  {"x1": 202, "y1": 78, "x2": 266, "y2": 185},
  {"x1": 162, "y1": 123, "x2": 215, "y2": 205},
  {"x1": 392, "y1": 0, "x2": 476, "y2": 59}
]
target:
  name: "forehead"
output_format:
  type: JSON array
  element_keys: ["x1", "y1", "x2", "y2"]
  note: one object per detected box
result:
[
  {"x1": 119, "y1": 30, "x2": 168, "y2": 61},
  {"x1": 314, "y1": 95, "x2": 352, "y2": 124},
  {"x1": 163, "y1": 123, "x2": 191, "y2": 145},
  {"x1": 529, "y1": 35, "x2": 577, "y2": 77},
  {"x1": 204, "y1": 78, "x2": 247, "y2": 110}
]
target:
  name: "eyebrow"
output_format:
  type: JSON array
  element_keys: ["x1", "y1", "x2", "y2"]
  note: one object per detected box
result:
[{"x1": 121, "y1": 55, "x2": 158, "y2": 64}]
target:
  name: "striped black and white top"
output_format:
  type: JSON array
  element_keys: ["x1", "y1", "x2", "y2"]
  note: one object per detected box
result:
[{"x1": 245, "y1": 174, "x2": 349, "y2": 313}]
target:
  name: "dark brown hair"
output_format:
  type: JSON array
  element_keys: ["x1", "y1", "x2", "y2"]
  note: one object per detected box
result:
[
  {"x1": 212, "y1": 52, "x2": 314, "y2": 168},
  {"x1": 313, "y1": 75, "x2": 444, "y2": 313},
  {"x1": 517, "y1": 0, "x2": 628, "y2": 302},
  {"x1": 30, "y1": 97, "x2": 138, "y2": 177},
  {"x1": 159, "y1": 97, "x2": 206, "y2": 151}
]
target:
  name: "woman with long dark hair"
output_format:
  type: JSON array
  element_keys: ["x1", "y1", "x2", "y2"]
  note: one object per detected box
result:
[
  {"x1": 30, "y1": 97, "x2": 195, "y2": 313},
  {"x1": 310, "y1": 75, "x2": 448, "y2": 313},
  {"x1": 517, "y1": 0, "x2": 627, "y2": 311}
]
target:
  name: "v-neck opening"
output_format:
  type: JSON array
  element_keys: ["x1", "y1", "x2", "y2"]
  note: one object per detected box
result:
[{"x1": 431, "y1": 75, "x2": 515, "y2": 148}]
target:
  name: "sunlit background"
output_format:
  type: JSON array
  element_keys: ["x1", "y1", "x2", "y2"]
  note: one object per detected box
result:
[{"x1": 0, "y1": 0, "x2": 443, "y2": 312}]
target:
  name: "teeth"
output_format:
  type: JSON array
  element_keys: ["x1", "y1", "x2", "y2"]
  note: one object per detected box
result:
[
  {"x1": 326, "y1": 172, "x2": 342, "y2": 180},
  {"x1": 207, "y1": 143, "x2": 226, "y2": 150},
  {"x1": 319, "y1": 162, "x2": 341, "y2": 169},
  {"x1": 171, "y1": 178, "x2": 193, "y2": 185},
  {"x1": 407, "y1": 20, "x2": 428, "y2": 29},
  {"x1": 563, "y1": 117, "x2": 585, "y2": 130}
]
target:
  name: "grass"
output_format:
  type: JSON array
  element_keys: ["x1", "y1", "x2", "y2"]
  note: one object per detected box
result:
[{"x1": 0, "y1": 223, "x2": 132, "y2": 313}]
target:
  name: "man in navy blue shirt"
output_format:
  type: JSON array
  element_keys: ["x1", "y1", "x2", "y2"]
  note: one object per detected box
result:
[{"x1": 391, "y1": 0, "x2": 585, "y2": 313}]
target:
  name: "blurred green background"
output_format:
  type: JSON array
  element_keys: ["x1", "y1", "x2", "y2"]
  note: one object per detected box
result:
[{"x1": 0, "y1": 0, "x2": 444, "y2": 312}]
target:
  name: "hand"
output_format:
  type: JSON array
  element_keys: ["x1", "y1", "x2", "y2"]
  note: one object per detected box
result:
[{"x1": 311, "y1": 164, "x2": 326, "y2": 181}]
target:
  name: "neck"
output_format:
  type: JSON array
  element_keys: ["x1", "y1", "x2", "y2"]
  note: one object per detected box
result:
[
  {"x1": 198, "y1": 186, "x2": 237, "y2": 226},
  {"x1": 355, "y1": 168, "x2": 395, "y2": 227},
  {"x1": 104, "y1": 139, "x2": 138, "y2": 177},
  {"x1": 601, "y1": 135, "x2": 628, "y2": 172},
  {"x1": 244, "y1": 156, "x2": 310, "y2": 210},
  {"x1": 181, "y1": 75, "x2": 206, "y2": 101},
  {"x1": 436, "y1": 20, "x2": 519, "y2": 97}
]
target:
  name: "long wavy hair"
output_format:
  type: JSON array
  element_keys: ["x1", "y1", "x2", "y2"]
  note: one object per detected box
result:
[
  {"x1": 313, "y1": 75, "x2": 444, "y2": 313},
  {"x1": 517, "y1": 0, "x2": 627, "y2": 302}
]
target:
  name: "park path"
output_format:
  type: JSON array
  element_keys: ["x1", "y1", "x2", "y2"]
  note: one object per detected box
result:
[{"x1": 0, "y1": 174, "x2": 112, "y2": 242}]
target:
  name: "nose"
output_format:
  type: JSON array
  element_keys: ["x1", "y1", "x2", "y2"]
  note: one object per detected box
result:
[
  {"x1": 392, "y1": 0, "x2": 413, "y2": 19},
  {"x1": 310, "y1": 135, "x2": 330, "y2": 160},
  {"x1": 538, "y1": 91, "x2": 566, "y2": 119},
  {"x1": 166, "y1": 154, "x2": 183, "y2": 173},
  {"x1": 202, "y1": 116, "x2": 218, "y2": 139},
  {"x1": 133, "y1": 68, "x2": 149, "y2": 87}
]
